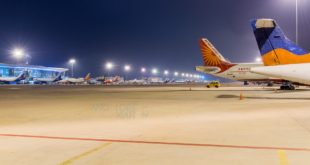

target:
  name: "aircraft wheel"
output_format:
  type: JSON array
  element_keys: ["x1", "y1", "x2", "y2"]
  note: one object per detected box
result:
[
  {"x1": 244, "y1": 81, "x2": 249, "y2": 86},
  {"x1": 280, "y1": 85, "x2": 295, "y2": 90},
  {"x1": 267, "y1": 82, "x2": 273, "y2": 87},
  {"x1": 289, "y1": 85, "x2": 295, "y2": 90}
]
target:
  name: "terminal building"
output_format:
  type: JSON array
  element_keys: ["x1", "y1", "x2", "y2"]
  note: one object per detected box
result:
[{"x1": 0, "y1": 63, "x2": 68, "y2": 84}]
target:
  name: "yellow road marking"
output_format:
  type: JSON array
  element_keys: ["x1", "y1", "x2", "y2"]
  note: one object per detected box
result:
[
  {"x1": 277, "y1": 150, "x2": 290, "y2": 165},
  {"x1": 59, "y1": 143, "x2": 111, "y2": 165}
]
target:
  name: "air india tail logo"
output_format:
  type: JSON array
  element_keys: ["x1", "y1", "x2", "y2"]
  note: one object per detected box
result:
[
  {"x1": 200, "y1": 39, "x2": 225, "y2": 66},
  {"x1": 199, "y1": 39, "x2": 235, "y2": 72}
]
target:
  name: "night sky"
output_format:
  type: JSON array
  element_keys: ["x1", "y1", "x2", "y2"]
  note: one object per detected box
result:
[{"x1": 0, "y1": 0, "x2": 309, "y2": 77}]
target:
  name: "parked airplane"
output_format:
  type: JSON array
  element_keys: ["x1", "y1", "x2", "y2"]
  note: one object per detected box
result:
[
  {"x1": 148, "y1": 77, "x2": 164, "y2": 84},
  {"x1": 58, "y1": 73, "x2": 91, "y2": 84},
  {"x1": 0, "y1": 71, "x2": 27, "y2": 84},
  {"x1": 126, "y1": 78, "x2": 148, "y2": 85},
  {"x1": 33, "y1": 73, "x2": 63, "y2": 84},
  {"x1": 195, "y1": 38, "x2": 276, "y2": 85},
  {"x1": 250, "y1": 18, "x2": 310, "y2": 89},
  {"x1": 102, "y1": 76, "x2": 123, "y2": 85}
]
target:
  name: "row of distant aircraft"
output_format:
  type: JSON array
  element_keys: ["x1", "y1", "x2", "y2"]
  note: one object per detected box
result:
[
  {"x1": 196, "y1": 18, "x2": 310, "y2": 90},
  {"x1": 2, "y1": 18, "x2": 309, "y2": 88},
  {"x1": 0, "y1": 71, "x2": 177, "y2": 85},
  {"x1": 0, "y1": 72, "x2": 119, "y2": 85}
]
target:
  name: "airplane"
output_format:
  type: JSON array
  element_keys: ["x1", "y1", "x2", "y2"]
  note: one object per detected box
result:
[
  {"x1": 126, "y1": 78, "x2": 148, "y2": 85},
  {"x1": 32, "y1": 73, "x2": 63, "y2": 84},
  {"x1": 148, "y1": 77, "x2": 164, "y2": 84},
  {"x1": 195, "y1": 38, "x2": 278, "y2": 85},
  {"x1": 105, "y1": 76, "x2": 122, "y2": 84},
  {"x1": 249, "y1": 18, "x2": 310, "y2": 90},
  {"x1": 87, "y1": 78, "x2": 101, "y2": 85},
  {"x1": 97, "y1": 76, "x2": 123, "y2": 85},
  {"x1": 58, "y1": 73, "x2": 91, "y2": 84},
  {"x1": 0, "y1": 70, "x2": 27, "y2": 84}
]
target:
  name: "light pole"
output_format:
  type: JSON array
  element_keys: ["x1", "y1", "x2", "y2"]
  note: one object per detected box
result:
[
  {"x1": 124, "y1": 65, "x2": 131, "y2": 81},
  {"x1": 296, "y1": 0, "x2": 298, "y2": 44},
  {"x1": 151, "y1": 68, "x2": 158, "y2": 75},
  {"x1": 25, "y1": 54, "x2": 31, "y2": 64},
  {"x1": 255, "y1": 57, "x2": 262, "y2": 63},
  {"x1": 69, "y1": 58, "x2": 76, "y2": 77},
  {"x1": 141, "y1": 67, "x2": 146, "y2": 79},
  {"x1": 105, "y1": 62, "x2": 114, "y2": 77},
  {"x1": 164, "y1": 70, "x2": 169, "y2": 79}
]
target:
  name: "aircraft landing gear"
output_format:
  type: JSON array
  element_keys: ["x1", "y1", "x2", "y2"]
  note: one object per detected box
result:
[
  {"x1": 280, "y1": 83, "x2": 295, "y2": 90},
  {"x1": 267, "y1": 82, "x2": 273, "y2": 87},
  {"x1": 244, "y1": 81, "x2": 249, "y2": 86}
]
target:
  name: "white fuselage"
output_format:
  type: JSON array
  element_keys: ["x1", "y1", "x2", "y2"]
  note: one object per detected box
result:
[
  {"x1": 34, "y1": 78, "x2": 57, "y2": 82},
  {"x1": 0, "y1": 72, "x2": 26, "y2": 83},
  {"x1": 196, "y1": 63, "x2": 270, "y2": 81},
  {"x1": 58, "y1": 78, "x2": 85, "y2": 84},
  {"x1": 127, "y1": 79, "x2": 147, "y2": 84},
  {"x1": 251, "y1": 63, "x2": 310, "y2": 85},
  {"x1": 34, "y1": 74, "x2": 62, "y2": 83},
  {"x1": 0, "y1": 77, "x2": 22, "y2": 82}
]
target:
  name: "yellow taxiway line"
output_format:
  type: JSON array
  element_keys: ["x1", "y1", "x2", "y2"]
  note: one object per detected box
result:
[
  {"x1": 277, "y1": 150, "x2": 290, "y2": 165},
  {"x1": 59, "y1": 143, "x2": 111, "y2": 165}
]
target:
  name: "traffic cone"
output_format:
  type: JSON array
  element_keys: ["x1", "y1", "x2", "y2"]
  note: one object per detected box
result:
[{"x1": 240, "y1": 92, "x2": 244, "y2": 100}]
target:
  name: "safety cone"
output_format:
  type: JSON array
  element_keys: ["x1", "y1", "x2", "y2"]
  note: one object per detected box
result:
[{"x1": 239, "y1": 92, "x2": 244, "y2": 100}]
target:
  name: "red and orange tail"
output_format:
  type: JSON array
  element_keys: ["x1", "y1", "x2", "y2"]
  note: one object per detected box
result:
[{"x1": 199, "y1": 38, "x2": 235, "y2": 71}]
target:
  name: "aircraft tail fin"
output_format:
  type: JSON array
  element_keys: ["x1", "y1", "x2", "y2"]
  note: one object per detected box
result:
[
  {"x1": 85, "y1": 73, "x2": 91, "y2": 81},
  {"x1": 53, "y1": 73, "x2": 63, "y2": 82},
  {"x1": 199, "y1": 38, "x2": 234, "y2": 72},
  {"x1": 251, "y1": 18, "x2": 309, "y2": 66},
  {"x1": 16, "y1": 70, "x2": 27, "y2": 81}
]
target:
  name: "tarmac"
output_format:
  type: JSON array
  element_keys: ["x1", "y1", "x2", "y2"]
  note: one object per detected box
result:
[{"x1": 1, "y1": 85, "x2": 310, "y2": 165}]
